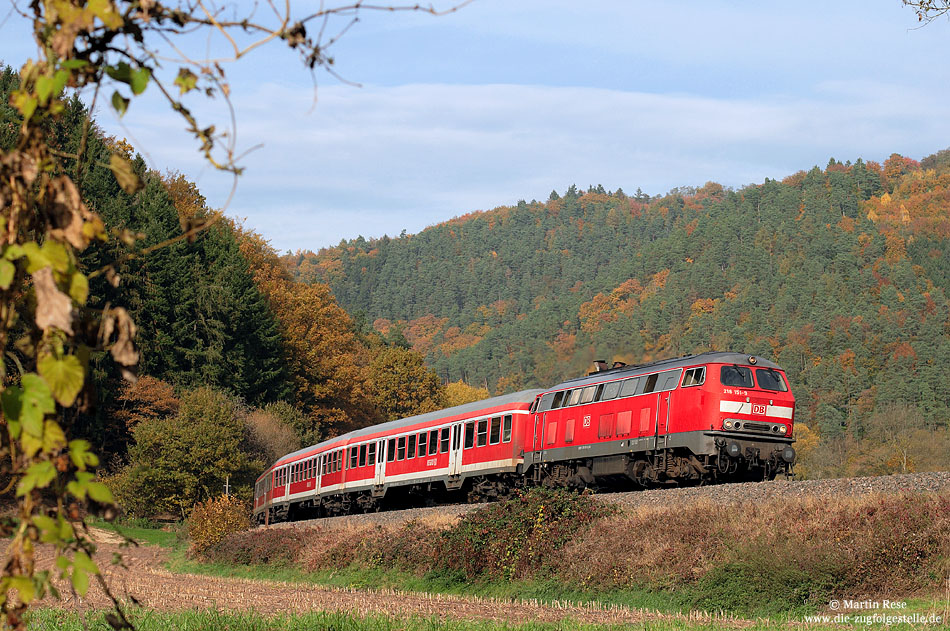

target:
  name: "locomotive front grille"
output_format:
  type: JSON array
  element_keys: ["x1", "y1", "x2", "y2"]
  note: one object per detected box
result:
[{"x1": 740, "y1": 421, "x2": 771, "y2": 433}]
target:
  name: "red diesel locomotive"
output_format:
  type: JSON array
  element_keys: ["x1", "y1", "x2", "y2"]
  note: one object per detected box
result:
[{"x1": 253, "y1": 351, "x2": 796, "y2": 524}]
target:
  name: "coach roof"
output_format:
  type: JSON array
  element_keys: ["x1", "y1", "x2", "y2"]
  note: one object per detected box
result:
[{"x1": 273, "y1": 388, "x2": 545, "y2": 467}]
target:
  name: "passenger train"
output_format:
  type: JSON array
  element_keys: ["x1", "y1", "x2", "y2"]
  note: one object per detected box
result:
[{"x1": 253, "y1": 351, "x2": 797, "y2": 524}]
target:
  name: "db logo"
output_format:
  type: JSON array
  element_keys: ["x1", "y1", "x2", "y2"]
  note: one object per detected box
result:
[
  {"x1": 583, "y1": 415, "x2": 591, "y2": 428},
  {"x1": 751, "y1": 404, "x2": 767, "y2": 415}
]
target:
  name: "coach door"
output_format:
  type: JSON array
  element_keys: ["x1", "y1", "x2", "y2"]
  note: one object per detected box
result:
[
  {"x1": 374, "y1": 439, "x2": 386, "y2": 486},
  {"x1": 448, "y1": 423, "x2": 464, "y2": 476}
]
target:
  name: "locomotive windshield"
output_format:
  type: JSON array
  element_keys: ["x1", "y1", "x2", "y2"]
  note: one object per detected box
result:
[
  {"x1": 755, "y1": 368, "x2": 788, "y2": 392},
  {"x1": 720, "y1": 365, "x2": 754, "y2": 388}
]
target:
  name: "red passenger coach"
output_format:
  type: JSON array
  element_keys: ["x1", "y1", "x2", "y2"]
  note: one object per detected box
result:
[
  {"x1": 254, "y1": 351, "x2": 796, "y2": 524},
  {"x1": 254, "y1": 389, "x2": 543, "y2": 523}
]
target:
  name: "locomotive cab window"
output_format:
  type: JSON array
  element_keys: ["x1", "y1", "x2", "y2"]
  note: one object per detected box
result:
[
  {"x1": 756, "y1": 368, "x2": 788, "y2": 392},
  {"x1": 641, "y1": 373, "x2": 660, "y2": 394},
  {"x1": 601, "y1": 380, "x2": 621, "y2": 400},
  {"x1": 503, "y1": 415, "x2": 513, "y2": 442},
  {"x1": 721, "y1": 365, "x2": 754, "y2": 388},
  {"x1": 538, "y1": 392, "x2": 555, "y2": 411},
  {"x1": 489, "y1": 417, "x2": 501, "y2": 444},
  {"x1": 551, "y1": 390, "x2": 566, "y2": 409},
  {"x1": 682, "y1": 367, "x2": 706, "y2": 387}
]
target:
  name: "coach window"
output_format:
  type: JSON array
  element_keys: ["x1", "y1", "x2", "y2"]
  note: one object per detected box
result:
[
  {"x1": 551, "y1": 390, "x2": 566, "y2": 409},
  {"x1": 397, "y1": 436, "x2": 406, "y2": 460},
  {"x1": 682, "y1": 367, "x2": 706, "y2": 387},
  {"x1": 418, "y1": 433, "x2": 427, "y2": 458},
  {"x1": 567, "y1": 388, "x2": 581, "y2": 406},
  {"x1": 387, "y1": 438, "x2": 396, "y2": 462},
  {"x1": 721, "y1": 365, "x2": 754, "y2": 388},
  {"x1": 407, "y1": 435, "x2": 416, "y2": 459},
  {"x1": 489, "y1": 417, "x2": 501, "y2": 444},
  {"x1": 580, "y1": 385, "x2": 597, "y2": 404},
  {"x1": 350, "y1": 447, "x2": 358, "y2": 469},
  {"x1": 431, "y1": 430, "x2": 440, "y2": 454},
  {"x1": 367, "y1": 442, "x2": 376, "y2": 466},
  {"x1": 440, "y1": 427, "x2": 450, "y2": 453},
  {"x1": 601, "y1": 380, "x2": 621, "y2": 400},
  {"x1": 477, "y1": 419, "x2": 489, "y2": 447},
  {"x1": 464, "y1": 422, "x2": 475, "y2": 449},
  {"x1": 503, "y1": 415, "x2": 513, "y2": 442},
  {"x1": 620, "y1": 377, "x2": 639, "y2": 398},
  {"x1": 359, "y1": 444, "x2": 367, "y2": 467},
  {"x1": 756, "y1": 368, "x2": 788, "y2": 392}
]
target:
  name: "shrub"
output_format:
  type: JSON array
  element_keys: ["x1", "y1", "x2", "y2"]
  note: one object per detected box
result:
[
  {"x1": 188, "y1": 494, "x2": 251, "y2": 558},
  {"x1": 434, "y1": 487, "x2": 615, "y2": 581}
]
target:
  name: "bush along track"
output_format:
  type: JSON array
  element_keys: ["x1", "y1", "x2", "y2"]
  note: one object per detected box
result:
[{"x1": 201, "y1": 487, "x2": 950, "y2": 620}]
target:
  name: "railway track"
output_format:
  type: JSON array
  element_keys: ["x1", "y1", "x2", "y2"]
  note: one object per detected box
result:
[{"x1": 264, "y1": 470, "x2": 950, "y2": 532}]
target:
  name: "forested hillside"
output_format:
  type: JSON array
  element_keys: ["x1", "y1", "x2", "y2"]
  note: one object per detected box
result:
[
  {"x1": 1, "y1": 66, "x2": 463, "y2": 514},
  {"x1": 289, "y1": 154, "x2": 950, "y2": 476}
]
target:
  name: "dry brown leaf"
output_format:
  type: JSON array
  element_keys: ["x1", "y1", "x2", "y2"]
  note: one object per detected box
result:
[
  {"x1": 47, "y1": 176, "x2": 103, "y2": 249},
  {"x1": 32, "y1": 266, "x2": 73, "y2": 334},
  {"x1": 101, "y1": 306, "x2": 139, "y2": 369}
]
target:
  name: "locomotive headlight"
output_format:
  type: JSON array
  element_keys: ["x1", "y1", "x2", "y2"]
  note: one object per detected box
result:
[
  {"x1": 779, "y1": 425, "x2": 788, "y2": 435},
  {"x1": 723, "y1": 419, "x2": 734, "y2": 430}
]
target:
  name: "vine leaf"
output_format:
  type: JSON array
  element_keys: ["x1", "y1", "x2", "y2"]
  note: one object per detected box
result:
[
  {"x1": 108, "y1": 154, "x2": 142, "y2": 193},
  {"x1": 17, "y1": 461, "x2": 57, "y2": 497},
  {"x1": 32, "y1": 267, "x2": 73, "y2": 334},
  {"x1": 37, "y1": 354, "x2": 84, "y2": 407},
  {"x1": 1, "y1": 374, "x2": 56, "y2": 440}
]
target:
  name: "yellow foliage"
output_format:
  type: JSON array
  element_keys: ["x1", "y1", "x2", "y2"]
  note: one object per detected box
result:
[
  {"x1": 188, "y1": 494, "x2": 250, "y2": 558},
  {"x1": 444, "y1": 381, "x2": 490, "y2": 407}
]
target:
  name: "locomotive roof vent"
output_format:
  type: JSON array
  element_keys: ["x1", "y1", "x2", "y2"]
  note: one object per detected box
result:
[
  {"x1": 590, "y1": 360, "x2": 610, "y2": 375},
  {"x1": 749, "y1": 356, "x2": 757, "y2": 365}
]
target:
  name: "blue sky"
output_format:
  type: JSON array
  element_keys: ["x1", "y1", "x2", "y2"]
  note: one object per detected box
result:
[{"x1": 2, "y1": 1, "x2": 949, "y2": 252}]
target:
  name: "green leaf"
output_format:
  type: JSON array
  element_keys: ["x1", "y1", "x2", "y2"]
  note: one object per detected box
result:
[
  {"x1": 71, "y1": 566, "x2": 89, "y2": 597},
  {"x1": 38, "y1": 354, "x2": 84, "y2": 407},
  {"x1": 0, "y1": 259, "x2": 15, "y2": 289},
  {"x1": 3, "y1": 244, "x2": 25, "y2": 260},
  {"x1": 41, "y1": 240, "x2": 70, "y2": 273},
  {"x1": 55, "y1": 555, "x2": 71, "y2": 571},
  {"x1": 111, "y1": 91, "x2": 129, "y2": 116},
  {"x1": 109, "y1": 154, "x2": 142, "y2": 193},
  {"x1": 174, "y1": 67, "x2": 198, "y2": 94},
  {"x1": 87, "y1": 482, "x2": 114, "y2": 504},
  {"x1": 42, "y1": 419, "x2": 67, "y2": 453},
  {"x1": 61, "y1": 60, "x2": 88, "y2": 70},
  {"x1": 105, "y1": 61, "x2": 133, "y2": 84},
  {"x1": 68, "y1": 440, "x2": 99, "y2": 471},
  {"x1": 131, "y1": 67, "x2": 150, "y2": 95},
  {"x1": 8, "y1": 576, "x2": 35, "y2": 604},
  {"x1": 33, "y1": 515, "x2": 59, "y2": 543},
  {"x1": 13, "y1": 91, "x2": 37, "y2": 120},
  {"x1": 36, "y1": 76, "x2": 54, "y2": 105},
  {"x1": 73, "y1": 550, "x2": 99, "y2": 575},
  {"x1": 3, "y1": 374, "x2": 56, "y2": 440},
  {"x1": 17, "y1": 460, "x2": 57, "y2": 496},
  {"x1": 69, "y1": 270, "x2": 89, "y2": 304}
]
